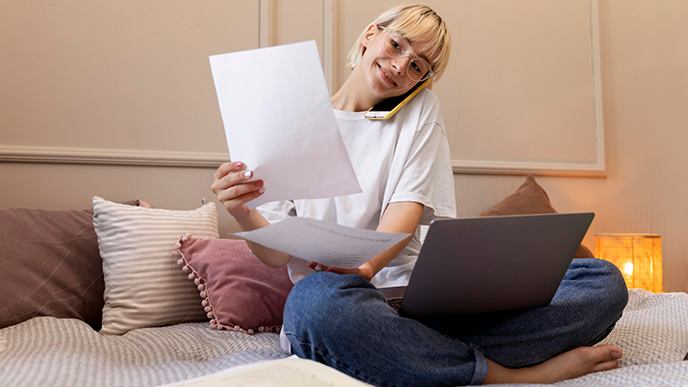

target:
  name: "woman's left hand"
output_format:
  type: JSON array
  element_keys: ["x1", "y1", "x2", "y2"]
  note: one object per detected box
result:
[{"x1": 309, "y1": 261, "x2": 376, "y2": 281}]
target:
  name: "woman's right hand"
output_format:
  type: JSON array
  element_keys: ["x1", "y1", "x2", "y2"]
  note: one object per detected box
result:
[{"x1": 210, "y1": 161, "x2": 264, "y2": 220}]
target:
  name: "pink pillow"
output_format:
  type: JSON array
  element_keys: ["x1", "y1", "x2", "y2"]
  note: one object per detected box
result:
[{"x1": 174, "y1": 235, "x2": 292, "y2": 334}]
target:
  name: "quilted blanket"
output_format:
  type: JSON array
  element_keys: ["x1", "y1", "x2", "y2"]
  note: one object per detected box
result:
[{"x1": 0, "y1": 289, "x2": 686, "y2": 387}]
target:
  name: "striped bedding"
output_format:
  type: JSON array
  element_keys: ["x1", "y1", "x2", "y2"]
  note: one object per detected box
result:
[
  {"x1": 0, "y1": 289, "x2": 686, "y2": 387},
  {"x1": 0, "y1": 318, "x2": 288, "y2": 387}
]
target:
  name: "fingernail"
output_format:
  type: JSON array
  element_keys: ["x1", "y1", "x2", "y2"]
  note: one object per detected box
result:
[
  {"x1": 234, "y1": 161, "x2": 243, "y2": 167},
  {"x1": 258, "y1": 187, "x2": 265, "y2": 194},
  {"x1": 243, "y1": 170, "x2": 253, "y2": 178}
]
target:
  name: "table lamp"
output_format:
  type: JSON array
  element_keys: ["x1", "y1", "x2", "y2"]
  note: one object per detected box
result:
[{"x1": 595, "y1": 233, "x2": 663, "y2": 292}]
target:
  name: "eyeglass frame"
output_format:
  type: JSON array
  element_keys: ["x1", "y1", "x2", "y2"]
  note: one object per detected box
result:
[{"x1": 376, "y1": 24, "x2": 435, "y2": 83}]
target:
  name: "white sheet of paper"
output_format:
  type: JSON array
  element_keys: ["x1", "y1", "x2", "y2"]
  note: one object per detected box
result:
[
  {"x1": 209, "y1": 41, "x2": 361, "y2": 207},
  {"x1": 234, "y1": 217, "x2": 410, "y2": 268},
  {"x1": 164, "y1": 356, "x2": 372, "y2": 387}
]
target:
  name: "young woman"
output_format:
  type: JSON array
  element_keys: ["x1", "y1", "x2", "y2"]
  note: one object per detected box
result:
[{"x1": 211, "y1": 4, "x2": 628, "y2": 386}]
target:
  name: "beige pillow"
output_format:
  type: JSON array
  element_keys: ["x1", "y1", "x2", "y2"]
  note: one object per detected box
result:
[
  {"x1": 92, "y1": 196, "x2": 219, "y2": 334},
  {"x1": 480, "y1": 175, "x2": 594, "y2": 258}
]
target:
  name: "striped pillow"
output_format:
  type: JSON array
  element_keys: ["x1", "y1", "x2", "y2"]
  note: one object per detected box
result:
[{"x1": 92, "y1": 196, "x2": 219, "y2": 335}]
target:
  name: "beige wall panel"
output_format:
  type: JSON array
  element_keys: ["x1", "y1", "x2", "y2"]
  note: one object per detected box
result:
[
  {"x1": 0, "y1": 163, "x2": 240, "y2": 238},
  {"x1": 1, "y1": 0, "x2": 259, "y2": 153},
  {"x1": 335, "y1": 0, "x2": 600, "y2": 167},
  {"x1": 272, "y1": 0, "x2": 324, "y2": 61},
  {"x1": 445, "y1": 0, "x2": 597, "y2": 164},
  {"x1": 334, "y1": 1, "x2": 390, "y2": 88}
]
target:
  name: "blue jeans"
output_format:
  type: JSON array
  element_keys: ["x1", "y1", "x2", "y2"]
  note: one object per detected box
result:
[{"x1": 282, "y1": 258, "x2": 628, "y2": 386}]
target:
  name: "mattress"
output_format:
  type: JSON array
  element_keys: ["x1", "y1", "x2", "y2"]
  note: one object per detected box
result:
[{"x1": 0, "y1": 289, "x2": 686, "y2": 387}]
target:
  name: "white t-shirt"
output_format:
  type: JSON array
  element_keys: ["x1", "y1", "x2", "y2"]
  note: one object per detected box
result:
[{"x1": 257, "y1": 88, "x2": 456, "y2": 289}]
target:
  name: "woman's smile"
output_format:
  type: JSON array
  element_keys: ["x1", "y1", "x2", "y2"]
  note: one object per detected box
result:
[{"x1": 376, "y1": 62, "x2": 398, "y2": 88}]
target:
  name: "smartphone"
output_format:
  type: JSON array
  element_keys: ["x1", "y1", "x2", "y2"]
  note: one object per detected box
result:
[{"x1": 364, "y1": 78, "x2": 432, "y2": 120}]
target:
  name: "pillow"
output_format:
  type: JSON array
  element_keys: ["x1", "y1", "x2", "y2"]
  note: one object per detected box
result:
[
  {"x1": 480, "y1": 175, "x2": 595, "y2": 258},
  {"x1": 92, "y1": 196, "x2": 219, "y2": 335},
  {"x1": 174, "y1": 235, "x2": 293, "y2": 334},
  {"x1": 0, "y1": 201, "x2": 140, "y2": 330}
]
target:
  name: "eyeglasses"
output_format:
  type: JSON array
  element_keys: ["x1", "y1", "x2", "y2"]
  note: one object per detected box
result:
[{"x1": 377, "y1": 25, "x2": 434, "y2": 82}]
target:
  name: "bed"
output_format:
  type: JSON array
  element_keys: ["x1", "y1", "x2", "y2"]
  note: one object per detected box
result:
[
  {"x1": 1, "y1": 289, "x2": 686, "y2": 386},
  {"x1": 1, "y1": 176, "x2": 686, "y2": 386}
]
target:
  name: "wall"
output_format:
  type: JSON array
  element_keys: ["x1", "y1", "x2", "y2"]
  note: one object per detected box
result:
[
  {"x1": 454, "y1": 0, "x2": 688, "y2": 292},
  {"x1": 1, "y1": 0, "x2": 686, "y2": 291}
]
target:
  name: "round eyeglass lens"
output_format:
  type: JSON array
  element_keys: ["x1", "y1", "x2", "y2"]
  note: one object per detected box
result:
[{"x1": 408, "y1": 58, "x2": 432, "y2": 81}]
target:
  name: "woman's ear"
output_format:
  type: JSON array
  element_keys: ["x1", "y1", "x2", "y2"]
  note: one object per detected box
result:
[{"x1": 361, "y1": 24, "x2": 379, "y2": 48}]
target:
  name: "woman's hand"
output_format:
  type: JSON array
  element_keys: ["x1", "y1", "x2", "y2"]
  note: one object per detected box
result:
[
  {"x1": 310, "y1": 261, "x2": 376, "y2": 281},
  {"x1": 210, "y1": 161, "x2": 264, "y2": 220}
]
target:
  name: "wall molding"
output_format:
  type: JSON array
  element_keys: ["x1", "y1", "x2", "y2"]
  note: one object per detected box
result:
[
  {"x1": 0, "y1": 145, "x2": 227, "y2": 168},
  {"x1": 452, "y1": 159, "x2": 606, "y2": 178},
  {"x1": 0, "y1": 144, "x2": 605, "y2": 177},
  {"x1": 259, "y1": 0, "x2": 274, "y2": 48},
  {"x1": 451, "y1": 0, "x2": 605, "y2": 177},
  {"x1": 590, "y1": 0, "x2": 606, "y2": 174},
  {"x1": 323, "y1": 0, "x2": 338, "y2": 92},
  {"x1": 455, "y1": 0, "x2": 605, "y2": 177},
  {"x1": 320, "y1": 0, "x2": 605, "y2": 177}
]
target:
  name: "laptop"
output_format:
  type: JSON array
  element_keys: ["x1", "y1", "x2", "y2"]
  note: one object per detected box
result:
[{"x1": 380, "y1": 212, "x2": 594, "y2": 317}]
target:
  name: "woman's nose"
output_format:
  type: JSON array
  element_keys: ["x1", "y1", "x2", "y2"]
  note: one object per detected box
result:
[{"x1": 390, "y1": 55, "x2": 411, "y2": 75}]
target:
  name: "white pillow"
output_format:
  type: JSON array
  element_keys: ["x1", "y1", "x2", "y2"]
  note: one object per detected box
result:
[{"x1": 92, "y1": 196, "x2": 219, "y2": 335}]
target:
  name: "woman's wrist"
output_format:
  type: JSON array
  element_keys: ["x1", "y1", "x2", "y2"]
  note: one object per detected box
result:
[
  {"x1": 363, "y1": 261, "x2": 381, "y2": 278},
  {"x1": 234, "y1": 208, "x2": 268, "y2": 231}
]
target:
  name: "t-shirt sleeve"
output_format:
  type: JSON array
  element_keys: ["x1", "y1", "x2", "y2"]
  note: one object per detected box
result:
[
  {"x1": 256, "y1": 200, "x2": 296, "y2": 224},
  {"x1": 389, "y1": 113, "x2": 456, "y2": 224}
]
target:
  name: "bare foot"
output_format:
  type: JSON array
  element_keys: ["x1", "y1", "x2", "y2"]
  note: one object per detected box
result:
[{"x1": 483, "y1": 344, "x2": 623, "y2": 384}]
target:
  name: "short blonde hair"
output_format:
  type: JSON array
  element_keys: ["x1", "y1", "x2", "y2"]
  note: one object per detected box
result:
[{"x1": 346, "y1": 4, "x2": 451, "y2": 80}]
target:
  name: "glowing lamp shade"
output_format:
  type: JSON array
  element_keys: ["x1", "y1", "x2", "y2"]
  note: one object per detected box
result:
[{"x1": 595, "y1": 233, "x2": 663, "y2": 292}]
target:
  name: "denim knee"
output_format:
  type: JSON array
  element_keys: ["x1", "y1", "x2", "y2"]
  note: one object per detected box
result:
[
  {"x1": 591, "y1": 258, "x2": 629, "y2": 315},
  {"x1": 580, "y1": 258, "x2": 629, "y2": 344},
  {"x1": 283, "y1": 272, "x2": 371, "y2": 339}
]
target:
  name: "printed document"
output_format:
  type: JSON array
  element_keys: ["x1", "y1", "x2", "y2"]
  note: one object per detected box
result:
[
  {"x1": 234, "y1": 217, "x2": 410, "y2": 268},
  {"x1": 209, "y1": 41, "x2": 361, "y2": 207}
]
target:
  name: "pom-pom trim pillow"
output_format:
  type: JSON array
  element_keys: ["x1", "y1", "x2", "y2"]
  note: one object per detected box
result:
[{"x1": 173, "y1": 234, "x2": 293, "y2": 334}]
